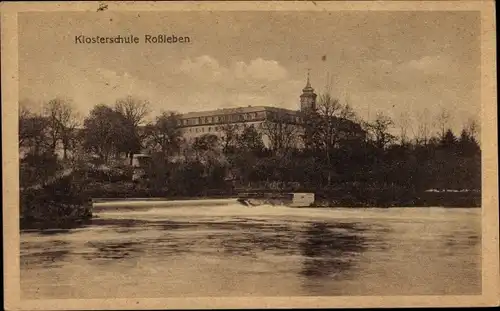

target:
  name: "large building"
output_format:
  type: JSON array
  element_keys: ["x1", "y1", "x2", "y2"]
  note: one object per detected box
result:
[{"x1": 177, "y1": 73, "x2": 318, "y2": 147}]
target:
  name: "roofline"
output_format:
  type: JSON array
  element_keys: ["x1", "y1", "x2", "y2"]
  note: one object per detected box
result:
[{"x1": 178, "y1": 106, "x2": 299, "y2": 119}]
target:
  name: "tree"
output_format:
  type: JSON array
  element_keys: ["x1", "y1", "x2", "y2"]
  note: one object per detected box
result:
[
  {"x1": 397, "y1": 111, "x2": 412, "y2": 146},
  {"x1": 192, "y1": 134, "x2": 219, "y2": 160},
  {"x1": 20, "y1": 152, "x2": 61, "y2": 188},
  {"x1": 82, "y1": 105, "x2": 128, "y2": 163},
  {"x1": 237, "y1": 124, "x2": 264, "y2": 153},
  {"x1": 220, "y1": 122, "x2": 240, "y2": 154},
  {"x1": 18, "y1": 104, "x2": 62, "y2": 188},
  {"x1": 414, "y1": 108, "x2": 431, "y2": 146},
  {"x1": 114, "y1": 96, "x2": 151, "y2": 163},
  {"x1": 42, "y1": 98, "x2": 80, "y2": 160},
  {"x1": 458, "y1": 127, "x2": 480, "y2": 156},
  {"x1": 303, "y1": 93, "x2": 359, "y2": 185},
  {"x1": 435, "y1": 108, "x2": 452, "y2": 140},
  {"x1": 441, "y1": 129, "x2": 457, "y2": 148},
  {"x1": 19, "y1": 106, "x2": 50, "y2": 157},
  {"x1": 365, "y1": 112, "x2": 396, "y2": 150},
  {"x1": 191, "y1": 134, "x2": 227, "y2": 189},
  {"x1": 114, "y1": 96, "x2": 150, "y2": 128},
  {"x1": 464, "y1": 117, "x2": 480, "y2": 145},
  {"x1": 144, "y1": 111, "x2": 183, "y2": 157},
  {"x1": 261, "y1": 110, "x2": 298, "y2": 154}
]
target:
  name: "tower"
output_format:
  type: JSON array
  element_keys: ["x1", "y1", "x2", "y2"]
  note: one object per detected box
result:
[{"x1": 300, "y1": 70, "x2": 317, "y2": 111}]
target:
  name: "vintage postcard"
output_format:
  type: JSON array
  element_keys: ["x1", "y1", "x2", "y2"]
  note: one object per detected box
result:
[{"x1": 2, "y1": 1, "x2": 499, "y2": 310}]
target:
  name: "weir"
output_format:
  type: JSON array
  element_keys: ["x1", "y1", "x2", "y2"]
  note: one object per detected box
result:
[
  {"x1": 91, "y1": 193, "x2": 315, "y2": 213},
  {"x1": 92, "y1": 198, "x2": 241, "y2": 212}
]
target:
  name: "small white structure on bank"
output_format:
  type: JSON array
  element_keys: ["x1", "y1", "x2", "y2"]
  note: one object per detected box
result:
[
  {"x1": 238, "y1": 192, "x2": 315, "y2": 207},
  {"x1": 289, "y1": 193, "x2": 315, "y2": 207},
  {"x1": 132, "y1": 153, "x2": 152, "y2": 181}
]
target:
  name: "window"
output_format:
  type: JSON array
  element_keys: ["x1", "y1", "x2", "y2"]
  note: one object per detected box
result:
[
  {"x1": 202, "y1": 127, "x2": 205, "y2": 133},
  {"x1": 208, "y1": 127, "x2": 212, "y2": 132}
]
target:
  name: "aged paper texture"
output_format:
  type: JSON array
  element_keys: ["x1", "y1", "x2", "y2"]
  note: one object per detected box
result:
[{"x1": 2, "y1": 1, "x2": 499, "y2": 310}]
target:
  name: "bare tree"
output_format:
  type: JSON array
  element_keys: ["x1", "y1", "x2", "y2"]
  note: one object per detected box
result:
[
  {"x1": 465, "y1": 117, "x2": 480, "y2": 144},
  {"x1": 114, "y1": 96, "x2": 150, "y2": 127},
  {"x1": 312, "y1": 93, "x2": 355, "y2": 150},
  {"x1": 261, "y1": 110, "x2": 298, "y2": 154},
  {"x1": 435, "y1": 108, "x2": 452, "y2": 140},
  {"x1": 114, "y1": 96, "x2": 151, "y2": 163},
  {"x1": 365, "y1": 112, "x2": 396, "y2": 149},
  {"x1": 303, "y1": 93, "x2": 356, "y2": 185},
  {"x1": 397, "y1": 111, "x2": 412, "y2": 145},
  {"x1": 42, "y1": 98, "x2": 80, "y2": 159},
  {"x1": 413, "y1": 108, "x2": 431, "y2": 146}
]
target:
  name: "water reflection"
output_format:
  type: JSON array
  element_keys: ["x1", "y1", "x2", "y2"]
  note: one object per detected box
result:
[
  {"x1": 38, "y1": 229, "x2": 72, "y2": 236},
  {"x1": 216, "y1": 222, "x2": 297, "y2": 257},
  {"x1": 81, "y1": 234, "x2": 197, "y2": 263},
  {"x1": 299, "y1": 222, "x2": 367, "y2": 280},
  {"x1": 83, "y1": 241, "x2": 144, "y2": 260},
  {"x1": 21, "y1": 240, "x2": 72, "y2": 268},
  {"x1": 20, "y1": 207, "x2": 482, "y2": 298},
  {"x1": 21, "y1": 219, "x2": 93, "y2": 232}
]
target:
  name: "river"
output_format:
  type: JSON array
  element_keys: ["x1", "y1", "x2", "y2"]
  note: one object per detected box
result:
[{"x1": 20, "y1": 203, "x2": 481, "y2": 299}]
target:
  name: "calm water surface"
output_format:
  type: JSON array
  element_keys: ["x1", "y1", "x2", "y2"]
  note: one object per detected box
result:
[{"x1": 21, "y1": 203, "x2": 481, "y2": 298}]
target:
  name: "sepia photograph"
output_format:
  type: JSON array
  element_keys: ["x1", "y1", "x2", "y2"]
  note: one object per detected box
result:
[{"x1": 2, "y1": 1, "x2": 498, "y2": 310}]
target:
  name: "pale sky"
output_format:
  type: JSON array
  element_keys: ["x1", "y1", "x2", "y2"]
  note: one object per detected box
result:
[{"x1": 19, "y1": 11, "x2": 480, "y2": 135}]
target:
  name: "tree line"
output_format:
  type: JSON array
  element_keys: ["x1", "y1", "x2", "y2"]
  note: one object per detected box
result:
[{"x1": 19, "y1": 94, "x2": 481, "y2": 205}]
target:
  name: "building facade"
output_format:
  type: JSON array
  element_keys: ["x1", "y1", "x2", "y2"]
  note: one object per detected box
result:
[{"x1": 177, "y1": 74, "x2": 318, "y2": 147}]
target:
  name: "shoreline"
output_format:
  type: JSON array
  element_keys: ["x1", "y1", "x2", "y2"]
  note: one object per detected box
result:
[
  {"x1": 20, "y1": 197, "x2": 481, "y2": 231},
  {"x1": 20, "y1": 204, "x2": 481, "y2": 231},
  {"x1": 20, "y1": 180, "x2": 481, "y2": 230}
]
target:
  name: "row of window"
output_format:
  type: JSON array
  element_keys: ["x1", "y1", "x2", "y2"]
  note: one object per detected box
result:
[
  {"x1": 179, "y1": 112, "x2": 266, "y2": 126},
  {"x1": 185, "y1": 123, "x2": 265, "y2": 134}
]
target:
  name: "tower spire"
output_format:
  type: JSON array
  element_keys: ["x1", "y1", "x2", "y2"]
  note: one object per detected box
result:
[
  {"x1": 306, "y1": 68, "x2": 311, "y2": 88},
  {"x1": 300, "y1": 69, "x2": 317, "y2": 111},
  {"x1": 302, "y1": 69, "x2": 314, "y2": 92}
]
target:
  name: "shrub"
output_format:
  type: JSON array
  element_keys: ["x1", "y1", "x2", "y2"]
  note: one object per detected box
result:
[{"x1": 20, "y1": 174, "x2": 92, "y2": 225}]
